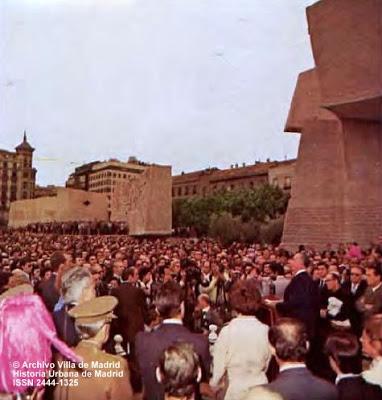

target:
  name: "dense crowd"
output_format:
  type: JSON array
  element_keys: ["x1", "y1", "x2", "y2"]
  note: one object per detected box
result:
[
  {"x1": 0, "y1": 231, "x2": 381, "y2": 400},
  {"x1": 7, "y1": 221, "x2": 129, "y2": 235}
]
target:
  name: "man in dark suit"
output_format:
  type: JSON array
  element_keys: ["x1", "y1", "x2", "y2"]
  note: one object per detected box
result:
[
  {"x1": 325, "y1": 331, "x2": 381, "y2": 400},
  {"x1": 275, "y1": 253, "x2": 320, "y2": 338},
  {"x1": 193, "y1": 294, "x2": 223, "y2": 334},
  {"x1": 37, "y1": 251, "x2": 69, "y2": 312},
  {"x1": 112, "y1": 266, "x2": 146, "y2": 350},
  {"x1": 265, "y1": 318, "x2": 337, "y2": 400},
  {"x1": 316, "y1": 261, "x2": 330, "y2": 306},
  {"x1": 342, "y1": 266, "x2": 367, "y2": 302},
  {"x1": 342, "y1": 265, "x2": 367, "y2": 336},
  {"x1": 136, "y1": 281, "x2": 211, "y2": 400},
  {"x1": 111, "y1": 266, "x2": 146, "y2": 391}
]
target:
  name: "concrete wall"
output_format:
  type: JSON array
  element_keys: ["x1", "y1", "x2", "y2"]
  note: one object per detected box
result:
[
  {"x1": 282, "y1": 0, "x2": 382, "y2": 250},
  {"x1": 111, "y1": 165, "x2": 172, "y2": 235},
  {"x1": 8, "y1": 188, "x2": 108, "y2": 228},
  {"x1": 307, "y1": 0, "x2": 382, "y2": 120}
]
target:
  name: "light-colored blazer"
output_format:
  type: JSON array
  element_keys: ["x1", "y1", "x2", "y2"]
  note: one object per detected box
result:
[{"x1": 210, "y1": 315, "x2": 271, "y2": 400}]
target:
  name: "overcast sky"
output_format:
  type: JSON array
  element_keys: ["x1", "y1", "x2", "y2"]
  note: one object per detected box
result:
[{"x1": 0, "y1": 0, "x2": 315, "y2": 186}]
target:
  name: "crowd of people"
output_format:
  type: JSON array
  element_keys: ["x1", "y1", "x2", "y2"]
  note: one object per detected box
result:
[
  {"x1": 0, "y1": 230, "x2": 381, "y2": 400},
  {"x1": 6, "y1": 221, "x2": 129, "y2": 235}
]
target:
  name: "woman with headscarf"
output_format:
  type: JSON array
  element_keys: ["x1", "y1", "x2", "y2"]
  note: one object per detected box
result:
[{"x1": 0, "y1": 293, "x2": 81, "y2": 399}]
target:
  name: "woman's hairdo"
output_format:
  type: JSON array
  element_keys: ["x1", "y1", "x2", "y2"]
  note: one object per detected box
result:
[
  {"x1": 229, "y1": 279, "x2": 261, "y2": 315},
  {"x1": 61, "y1": 267, "x2": 92, "y2": 304},
  {"x1": 158, "y1": 342, "x2": 200, "y2": 398}
]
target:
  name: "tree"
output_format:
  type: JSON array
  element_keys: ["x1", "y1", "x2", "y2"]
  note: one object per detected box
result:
[{"x1": 172, "y1": 184, "x2": 289, "y2": 241}]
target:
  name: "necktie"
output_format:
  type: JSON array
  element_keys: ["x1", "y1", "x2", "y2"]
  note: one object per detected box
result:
[{"x1": 351, "y1": 284, "x2": 357, "y2": 295}]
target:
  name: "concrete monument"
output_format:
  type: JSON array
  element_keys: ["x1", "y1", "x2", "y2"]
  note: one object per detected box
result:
[
  {"x1": 282, "y1": 0, "x2": 382, "y2": 250},
  {"x1": 111, "y1": 165, "x2": 172, "y2": 235}
]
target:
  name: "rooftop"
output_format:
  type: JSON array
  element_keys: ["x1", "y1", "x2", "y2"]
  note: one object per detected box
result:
[{"x1": 15, "y1": 131, "x2": 34, "y2": 153}]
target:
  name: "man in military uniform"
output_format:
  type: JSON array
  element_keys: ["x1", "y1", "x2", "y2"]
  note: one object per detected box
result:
[{"x1": 54, "y1": 296, "x2": 133, "y2": 400}]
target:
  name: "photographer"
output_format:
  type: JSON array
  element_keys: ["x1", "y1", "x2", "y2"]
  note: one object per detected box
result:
[
  {"x1": 199, "y1": 260, "x2": 231, "y2": 322},
  {"x1": 183, "y1": 259, "x2": 202, "y2": 330}
]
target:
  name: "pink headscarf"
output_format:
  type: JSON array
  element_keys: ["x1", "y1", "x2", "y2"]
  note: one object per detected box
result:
[
  {"x1": 347, "y1": 244, "x2": 362, "y2": 260},
  {"x1": 0, "y1": 293, "x2": 82, "y2": 394}
]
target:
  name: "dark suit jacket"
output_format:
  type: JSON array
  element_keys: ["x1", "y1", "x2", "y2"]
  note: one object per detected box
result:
[
  {"x1": 356, "y1": 284, "x2": 382, "y2": 319},
  {"x1": 342, "y1": 280, "x2": 367, "y2": 302},
  {"x1": 136, "y1": 322, "x2": 211, "y2": 400},
  {"x1": 37, "y1": 274, "x2": 60, "y2": 313},
  {"x1": 316, "y1": 279, "x2": 330, "y2": 308},
  {"x1": 53, "y1": 305, "x2": 79, "y2": 347},
  {"x1": 193, "y1": 307, "x2": 223, "y2": 333},
  {"x1": 322, "y1": 287, "x2": 351, "y2": 322},
  {"x1": 337, "y1": 376, "x2": 382, "y2": 400},
  {"x1": 111, "y1": 283, "x2": 146, "y2": 346},
  {"x1": 341, "y1": 280, "x2": 367, "y2": 335},
  {"x1": 276, "y1": 271, "x2": 320, "y2": 337},
  {"x1": 266, "y1": 367, "x2": 338, "y2": 400}
]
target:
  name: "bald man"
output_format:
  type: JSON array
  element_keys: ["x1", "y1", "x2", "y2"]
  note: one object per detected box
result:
[{"x1": 275, "y1": 253, "x2": 320, "y2": 338}]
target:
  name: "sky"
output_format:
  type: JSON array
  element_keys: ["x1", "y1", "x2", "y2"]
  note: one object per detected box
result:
[{"x1": 0, "y1": 0, "x2": 316, "y2": 186}]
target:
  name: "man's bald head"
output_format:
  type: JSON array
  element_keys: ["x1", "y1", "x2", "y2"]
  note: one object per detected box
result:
[{"x1": 289, "y1": 252, "x2": 309, "y2": 275}]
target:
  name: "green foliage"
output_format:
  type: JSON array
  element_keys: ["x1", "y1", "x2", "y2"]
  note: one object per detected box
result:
[
  {"x1": 209, "y1": 213, "x2": 261, "y2": 246},
  {"x1": 172, "y1": 184, "x2": 289, "y2": 239},
  {"x1": 260, "y1": 216, "x2": 285, "y2": 245}
]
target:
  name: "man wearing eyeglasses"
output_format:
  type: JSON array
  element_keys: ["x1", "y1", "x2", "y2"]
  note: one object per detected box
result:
[
  {"x1": 320, "y1": 273, "x2": 351, "y2": 326},
  {"x1": 342, "y1": 266, "x2": 367, "y2": 302},
  {"x1": 342, "y1": 266, "x2": 367, "y2": 336}
]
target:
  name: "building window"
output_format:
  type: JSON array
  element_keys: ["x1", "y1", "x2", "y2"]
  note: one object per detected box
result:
[
  {"x1": 178, "y1": 187, "x2": 182, "y2": 196},
  {"x1": 172, "y1": 188, "x2": 175, "y2": 197},
  {"x1": 249, "y1": 182, "x2": 254, "y2": 189},
  {"x1": 284, "y1": 176, "x2": 291, "y2": 189},
  {"x1": 184, "y1": 186, "x2": 189, "y2": 196},
  {"x1": 272, "y1": 178, "x2": 278, "y2": 187},
  {"x1": 230, "y1": 184, "x2": 235, "y2": 191},
  {"x1": 193, "y1": 185, "x2": 197, "y2": 195}
]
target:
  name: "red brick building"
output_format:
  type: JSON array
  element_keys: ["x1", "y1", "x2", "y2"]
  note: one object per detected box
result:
[{"x1": 172, "y1": 159, "x2": 296, "y2": 199}]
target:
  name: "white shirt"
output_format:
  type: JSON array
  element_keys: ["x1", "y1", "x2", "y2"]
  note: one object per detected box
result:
[
  {"x1": 279, "y1": 363, "x2": 306, "y2": 373},
  {"x1": 295, "y1": 269, "x2": 307, "y2": 277},
  {"x1": 162, "y1": 318, "x2": 183, "y2": 325},
  {"x1": 351, "y1": 283, "x2": 359, "y2": 294},
  {"x1": 335, "y1": 373, "x2": 360, "y2": 385},
  {"x1": 372, "y1": 282, "x2": 382, "y2": 293}
]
